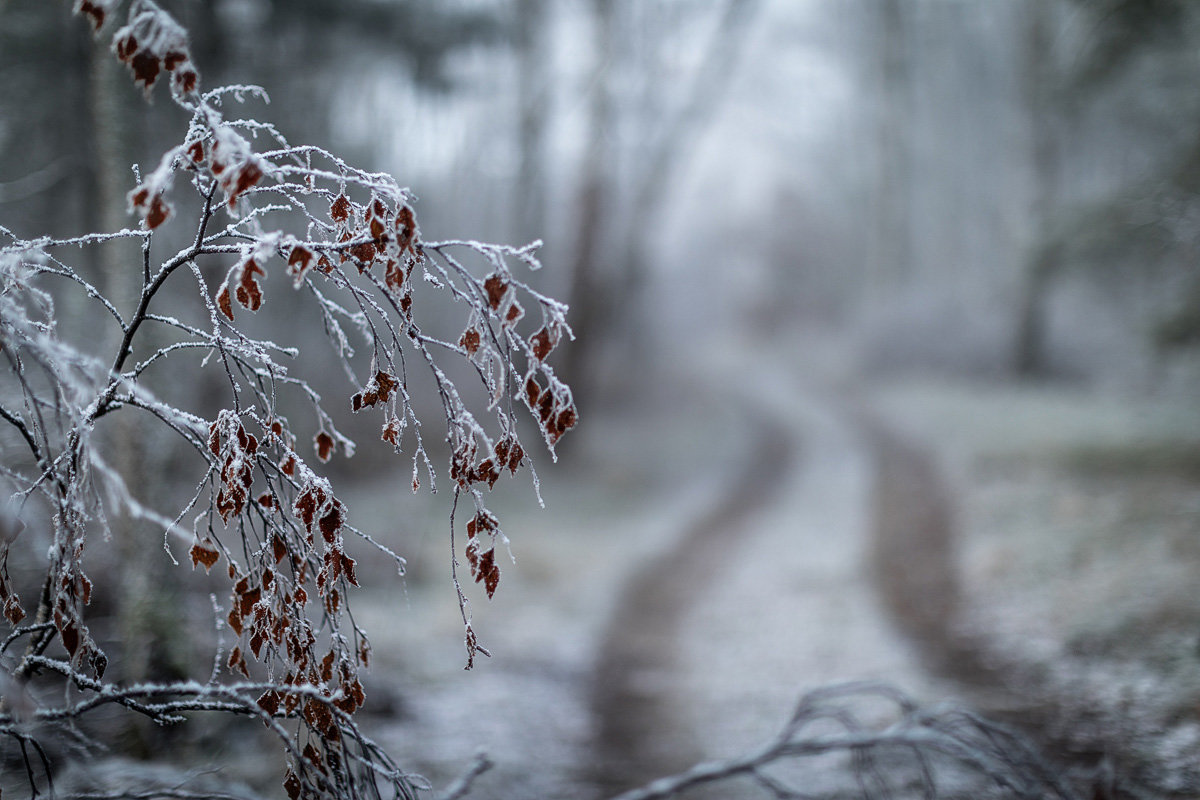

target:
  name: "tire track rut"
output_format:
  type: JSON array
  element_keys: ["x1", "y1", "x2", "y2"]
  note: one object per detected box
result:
[{"x1": 587, "y1": 409, "x2": 796, "y2": 795}]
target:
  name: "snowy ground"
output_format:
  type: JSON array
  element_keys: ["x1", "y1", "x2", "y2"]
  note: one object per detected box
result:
[
  {"x1": 25, "y1": 334, "x2": 1199, "y2": 799},
  {"x1": 337, "y1": 332, "x2": 1008, "y2": 799},
  {"x1": 869, "y1": 379, "x2": 1200, "y2": 797},
  {"x1": 340, "y1": 376, "x2": 753, "y2": 798},
  {"x1": 348, "y1": 340, "x2": 1200, "y2": 799}
]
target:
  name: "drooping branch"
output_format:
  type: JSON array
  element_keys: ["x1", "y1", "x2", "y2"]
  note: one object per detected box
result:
[
  {"x1": 0, "y1": 3, "x2": 577, "y2": 799},
  {"x1": 610, "y1": 683, "x2": 1080, "y2": 800}
]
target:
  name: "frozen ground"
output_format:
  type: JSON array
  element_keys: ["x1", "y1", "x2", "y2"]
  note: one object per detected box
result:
[
  {"x1": 869, "y1": 378, "x2": 1200, "y2": 797},
  {"x1": 27, "y1": 335, "x2": 1198, "y2": 799},
  {"x1": 338, "y1": 331, "x2": 1028, "y2": 799},
  {"x1": 346, "y1": 337, "x2": 1200, "y2": 798},
  {"x1": 340, "y1": 373, "x2": 754, "y2": 798}
]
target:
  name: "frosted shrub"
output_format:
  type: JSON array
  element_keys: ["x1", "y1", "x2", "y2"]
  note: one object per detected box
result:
[{"x1": 0, "y1": 2, "x2": 574, "y2": 797}]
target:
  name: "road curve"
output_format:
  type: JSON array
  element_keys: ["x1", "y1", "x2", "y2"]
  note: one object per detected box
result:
[{"x1": 586, "y1": 405, "x2": 796, "y2": 794}]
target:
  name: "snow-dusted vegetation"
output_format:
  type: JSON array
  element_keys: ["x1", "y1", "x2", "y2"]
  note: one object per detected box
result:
[
  {"x1": 3, "y1": 1, "x2": 1200, "y2": 798},
  {"x1": 1, "y1": 2, "x2": 575, "y2": 797}
]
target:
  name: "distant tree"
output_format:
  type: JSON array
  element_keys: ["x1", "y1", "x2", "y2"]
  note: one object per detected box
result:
[
  {"x1": 1011, "y1": 0, "x2": 1064, "y2": 377},
  {"x1": 0, "y1": 2, "x2": 575, "y2": 797},
  {"x1": 562, "y1": 0, "x2": 762, "y2": 405},
  {"x1": 1013, "y1": 0, "x2": 1200, "y2": 376},
  {"x1": 0, "y1": 5, "x2": 1116, "y2": 799}
]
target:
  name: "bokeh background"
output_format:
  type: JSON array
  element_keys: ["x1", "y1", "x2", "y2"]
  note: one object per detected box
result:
[{"x1": 3, "y1": 1, "x2": 1200, "y2": 797}]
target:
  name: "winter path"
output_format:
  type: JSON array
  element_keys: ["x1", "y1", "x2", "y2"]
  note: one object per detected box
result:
[
  {"x1": 588, "y1": 401, "x2": 796, "y2": 791},
  {"x1": 588, "y1": 339, "x2": 956, "y2": 796},
  {"x1": 344, "y1": 334, "x2": 1093, "y2": 799}
]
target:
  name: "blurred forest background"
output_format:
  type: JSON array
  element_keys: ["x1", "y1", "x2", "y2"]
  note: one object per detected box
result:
[
  {"x1": 3, "y1": 0, "x2": 1200, "y2": 797},
  {"x1": 6, "y1": 0, "x2": 1200, "y2": 402}
]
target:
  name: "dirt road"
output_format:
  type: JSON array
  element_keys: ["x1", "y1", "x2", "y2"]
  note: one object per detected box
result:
[
  {"x1": 589, "y1": 410, "x2": 795, "y2": 793},
  {"x1": 585, "y1": 357, "x2": 966, "y2": 796}
]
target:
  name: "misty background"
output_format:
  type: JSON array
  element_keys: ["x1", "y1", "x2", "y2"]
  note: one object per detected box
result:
[{"x1": 2, "y1": 0, "x2": 1200, "y2": 797}]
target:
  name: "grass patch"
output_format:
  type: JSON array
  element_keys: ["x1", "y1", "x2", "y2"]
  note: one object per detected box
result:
[{"x1": 1052, "y1": 441, "x2": 1200, "y2": 478}]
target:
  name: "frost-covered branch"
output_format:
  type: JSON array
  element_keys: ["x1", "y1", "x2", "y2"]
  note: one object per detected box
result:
[
  {"x1": 612, "y1": 683, "x2": 1080, "y2": 800},
  {"x1": 0, "y1": 2, "x2": 576, "y2": 799}
]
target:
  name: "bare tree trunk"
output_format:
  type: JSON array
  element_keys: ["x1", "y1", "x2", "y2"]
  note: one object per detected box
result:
[
  {"x1": 865, "y1": 0, "x2": 913, "y2": 306},
  {"x1": 563, "y1": 0, "x2": 762, "y2": 406},
  {"x1": 514, "y1": 0, "x2": 548, "y2": 246},
  {"x1": 617, "y1": 0, "x2": 761, "y2": 296},
  {"x1": 1012, "y1": 244, "x2": 1059, "y2": 377},
  {"x1": 562, "y1": 0, "x2": 616, "y2": 406},
  {"x1": 88, "y1": 37, "x2": 185, "y2": 701},
  {"x1": 1012, "y1": 0, "x2": 1061, "y2": 377}
]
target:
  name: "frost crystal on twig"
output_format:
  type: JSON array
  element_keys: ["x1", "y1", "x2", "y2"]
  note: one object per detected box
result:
[{"x1": 0, "y1": 3, "x2": 576, "y2": 799}]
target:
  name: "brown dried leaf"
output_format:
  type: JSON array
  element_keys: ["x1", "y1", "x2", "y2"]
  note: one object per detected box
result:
[
  {"x1": 465, "y1": 537, "x2": 479, "y2": 571},
  {"x1": 330, "y1": 194, "x2": 351, "y2": 223},
  {"x1": 283, "y1": 771, "x2": 301, "y2": 800},
  {"x1": 287, "y1": 245, "x2": 314, "y2": 286},
  {"x1": 236, "y1": 259, "x2": 264, "y2": 312},
  {"x1": 173, "y1": 67, "x2": 198, "y2": 94},
  {"x1": 504, "y1": 300, "x2": 525, "y2": 327},
  {"x1": 228, "y1": 161, "x2": 263, "y2": 205},
  {"x1": 556, "y1": 406, "x2": 578, "y2": 434},
  {"x1": 349, "y1": 240, "x2": 377, "y2": 266},
  {"x1": 145, "y1": 194, "x2": 170, "y2": 229},
  {"x1": 537, "y1": 389, "x2": 555, "y2": 424},
  {"x1": 395, "y1": 206, "x2": 417, "y2": 251},
  {"x1": 272, "y1": 534, "x2": 288, "y2": 564},
  {"x1": 318, "y1": 503, "x2": 343, "y2": 544},
  {"x1": 524, "y1": 376, "x2": 541, "y2": 409},
  {"x1": 130, "y1": 51, "x2": 161, "y2": 91},
  {"x1": 303, "y1": 743, "x2": 326, "y2": 775},
  {"x1": 368, "y1": 199, "x2": 387, "y2": 239},
  {"x1": 314, "y1": 431, "x2": 335, "y2": 463},
  {"x1": 459, "y1": 326, "x2": 481, "y2": 355},
  {"x1": 257, "y1": 689, "x2": 281, "y2": 716},
  {"x1": 228, "y1": 645, "x2": 250, "y2": 678},
  {"x1": 239, "y1": 586, "x2": 262, "y2": 618},
  {"x1": 217, "y1": 285, "x2": 234, "y2": 321},
  {"x1": 385, "y1": 259, "x2": 405, "y2": 290},
  {"x1": 477, "y1": 458, "x2": 500, "y2": 489},
  {"x1": 75, "y1": 0, "x2": 106, "y2": 32},
  {"x1": 55, "y1": 611, "x2": 80, "y2": 658},
  {"x1": 295, "y1": 489, "x2": 317, "y2": 531},
  {"x1": 115, "y1": 32, "x2": 137, "y2": 61},
  {"x1": 531, "y1": 327, "x2": 554, "y2": 362},
  {"x1": 4, "y1": 595, "x2": 25, "y2": 626},
  {"x1": 358, "y1": 638, "x2": 371, "y2": 667},
  {"x1": 189, "y1": 538, "x2": 220, "y2": 572},
  {"x1": 375, "y1": 370, "x2": 397, "y2": 402},
  {"x1": 476, "y1": 549, "x2": 500, "y2": 599},
  {"x1": 249, "y1": 630, "x2": 265, "y2": 658},
  {"x1": 303, "y1": 698, "x2": 335, "y2": 737},
  {"x1": 484, "y1": 274, "x2": 508, "y2": 310},
  {"x1": 507, "y1": 442, "x2": 524, "y2": 474}
]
